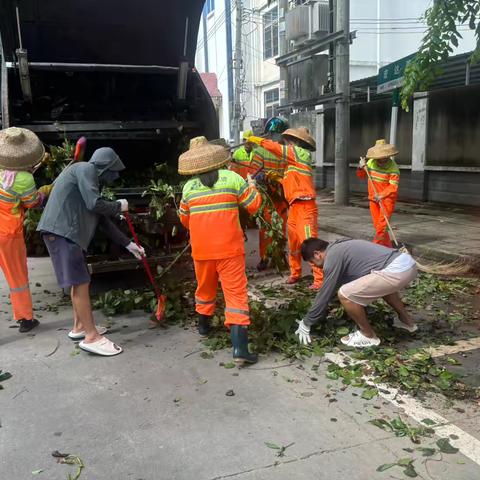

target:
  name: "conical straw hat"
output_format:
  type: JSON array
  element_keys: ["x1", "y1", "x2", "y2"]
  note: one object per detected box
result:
[
  {"x1": 178, "y1": 136, "x2": 230, "y2": 175},
  {"x1": 366, "y1": 139, "x2": 398, "y2": 159},
  {"x1": 0, "y1": 127, "x2": 45, "y2": 170},
  {"x1": 281, "y1": 127, "x2": 316, "y2": 151}
]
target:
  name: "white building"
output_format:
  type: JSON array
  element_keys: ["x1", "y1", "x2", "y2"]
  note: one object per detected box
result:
[{"x1": 195, "y1": 0, "x2": 476, "y2": 139}]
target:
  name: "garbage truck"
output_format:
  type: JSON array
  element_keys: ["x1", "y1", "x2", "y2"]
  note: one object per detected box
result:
[{"x1": 0, "y1": 0, "x2": 219, "y2": 273}]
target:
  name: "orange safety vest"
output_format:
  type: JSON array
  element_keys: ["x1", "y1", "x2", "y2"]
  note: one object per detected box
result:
[
  {"x1": 179, "y1": 169, "x2": 262, "y2": 260},
  {"x1": 356, "y1": 158, "x2": 400, "y2": 200},
  {"x1": 258, "y1": 139, "x2": 316, "y2": 204},
  {"x1": 0, "y1": 170, "x2": 41, "y2": 236}
]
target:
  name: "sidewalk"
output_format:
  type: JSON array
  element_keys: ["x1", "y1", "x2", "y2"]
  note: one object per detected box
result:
[{"x1": 316, "y1": 192, "x2": 480, "y2": 270}]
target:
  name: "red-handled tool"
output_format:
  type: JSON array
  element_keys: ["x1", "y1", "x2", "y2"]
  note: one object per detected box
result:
[{"x1": 123, "y1": 211, "x2": 166, "y2": 323}]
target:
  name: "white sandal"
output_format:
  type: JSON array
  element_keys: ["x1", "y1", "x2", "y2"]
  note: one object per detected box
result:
[
  {"x1": 78, "y1": 337, "x2": 123, "y2": 356},
  {"x1": 68, "y1": 325, "x2": 108, "y2": 340},
  {"x1": 392, "y1": 315, "x2": 418, "y2": 333},
  {"x1": 341, "y1": 330, "x2": 381, "y2": 348}
]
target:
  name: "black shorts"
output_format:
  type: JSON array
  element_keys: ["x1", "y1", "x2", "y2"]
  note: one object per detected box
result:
[{"x1": 43, "y1": 234, "x2": 91, "y2": 288}]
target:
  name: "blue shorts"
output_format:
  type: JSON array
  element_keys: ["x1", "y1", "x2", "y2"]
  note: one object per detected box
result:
[{"x1": 42, "y1": 234, "x2": 91, "y2": 288}]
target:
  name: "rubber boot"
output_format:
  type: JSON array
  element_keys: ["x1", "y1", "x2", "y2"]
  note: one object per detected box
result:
[
  {"x1": 197, "y1": 315, "x2": 211, "y2": 336},
  {"x1": 230, "y1": 325, "x2": 258, "y2": 365},
  {"x1": 256, "y1": 258, "x2": 269, "y2": 272}
]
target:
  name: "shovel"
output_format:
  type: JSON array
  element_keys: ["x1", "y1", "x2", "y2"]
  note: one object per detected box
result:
[{"x1": 123, "y1": 211, "x2": 167, "y2": 323}]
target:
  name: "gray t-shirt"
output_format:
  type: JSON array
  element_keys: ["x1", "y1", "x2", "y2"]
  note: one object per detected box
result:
[{"x1": 303, "y1": 239, "x2": 402, "y2": 327}]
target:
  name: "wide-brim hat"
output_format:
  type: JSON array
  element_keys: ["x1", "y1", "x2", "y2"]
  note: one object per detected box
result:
[
  {"x1": 0, "y1": 127, "x2": 45, "y2": 170},
  {"x1": 178, "y1": 136, "x2": 230, "y2": 175},
  {"x1": 366, "y1": 139, "x2": 398, "y2": 159},
  {"x1": 281, "y1": 127, "x2": 316, "y2": 151}
]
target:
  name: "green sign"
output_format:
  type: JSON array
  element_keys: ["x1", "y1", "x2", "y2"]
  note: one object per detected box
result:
[{"x1": 377, "y1": 53, "x2": 416, "y2": 94}]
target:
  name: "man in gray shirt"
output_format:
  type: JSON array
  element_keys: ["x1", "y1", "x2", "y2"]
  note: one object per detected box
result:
[
  {"x1": 38, "y1": 147, "x2": 145, "y2": 356},
  {"x1": 295, "y1": 238, "x2": 418, "y2": 348}
]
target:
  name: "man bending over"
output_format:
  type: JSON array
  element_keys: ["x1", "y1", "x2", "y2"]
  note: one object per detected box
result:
[{"x1": 295, "y1": 238, "x2": 418, "y2": 348}]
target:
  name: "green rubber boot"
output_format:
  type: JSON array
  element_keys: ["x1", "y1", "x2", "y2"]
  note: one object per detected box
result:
[
  {"x1": 230, "y1": 325, "x2": 258, "y2": 366},
  {"x1": 197, "y1": 315, "x2": 211, "y2": 336}
]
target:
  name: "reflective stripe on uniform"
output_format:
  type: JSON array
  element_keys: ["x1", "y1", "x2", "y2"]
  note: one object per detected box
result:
[
  {"x1": 186, "y1": 188, "x2": 238, "y2": 202},
  {"x1": 225, "y1": 307, "x2": 249, "y2": 316},
  {"x1": 304, "y1": 224, "x2": 312, "y2": 238},
  {"x1": 190, "y1": 202, "x2": 238, "y2": 214},
  {"x1": 10, "y1": 283, "x2": 29, "y2": 293},
  {"x1": 195, "y1": 297, "x2": 216, "y2": 305}
]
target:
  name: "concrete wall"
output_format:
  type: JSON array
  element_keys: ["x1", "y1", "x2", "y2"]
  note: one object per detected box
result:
[
  {"x1": 316, "y1": 84, "x2": 480, "y2": 206},
  {"x1": 427, "y1": 85, "x2": 480, "y2": 168}
]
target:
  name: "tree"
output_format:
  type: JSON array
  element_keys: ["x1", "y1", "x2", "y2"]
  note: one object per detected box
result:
[{"x1": 400, "y1": 0, "x2": 480, "y2": 110}]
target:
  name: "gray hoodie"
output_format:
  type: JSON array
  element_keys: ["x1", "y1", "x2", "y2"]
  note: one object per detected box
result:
[
  {"x1": 37, "y1": 147, "x2": 129, "y2": 251},
  {"x1": 303, "y1": 239, "x2": 402, "y2": 327}
]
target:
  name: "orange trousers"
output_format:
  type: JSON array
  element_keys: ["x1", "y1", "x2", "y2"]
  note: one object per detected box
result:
[
  {"x1": 259, "y1": 197, "x2": 288, "y2": 260},
  {"x1": 193, "y1": 255, "x2": 250, "y2": 326},
  {"x1": 369, "y1": 197, "x2": 396, "y2": 248},
  {"x1": 288, "y1": 200, "x2": 324, "y2": 286},
  {"x1": 0, "y1": 234, "x2": 33, "y2": 321}
]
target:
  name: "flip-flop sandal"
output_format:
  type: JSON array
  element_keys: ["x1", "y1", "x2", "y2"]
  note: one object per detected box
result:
[
  {"x1": 68, "y1": 326, "x2": 108, "y2": 340},
  {"x1": 78, "y1": 338, "x2": 123, "y2": 356}
]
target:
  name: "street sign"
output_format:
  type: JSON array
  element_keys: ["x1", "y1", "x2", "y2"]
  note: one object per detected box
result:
[{"x1": 377, "y1": 53, "x2": 416, "y2": 94}]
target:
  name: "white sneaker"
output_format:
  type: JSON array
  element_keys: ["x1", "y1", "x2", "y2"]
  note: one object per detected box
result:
[
  {"x1": 392, "y1": 315, "x2": 418, "y2": 333},
  {"x1": 340, "y1": 330, "x2": 381, "y2": 348}
]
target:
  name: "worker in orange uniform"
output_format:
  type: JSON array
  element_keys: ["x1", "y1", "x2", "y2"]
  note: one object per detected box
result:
[
  {"x1": 0, "y1": 127, "x2": 52, "y2": 333},
  {"x1": 178, "y1": 136, "x2": 262, "y2": 365},
  {"x1": 356, "y1": 139, "x2": 400, "y2": 248},
  {"x1": 230, "y1": 130, "x2": 255, "y2": 179},
  {"x1": 248, "y1": 127, "x2": 323, "y2": 290},
  {"x1": 251, "y1": 138, "x2": 288, "y2": 271}
]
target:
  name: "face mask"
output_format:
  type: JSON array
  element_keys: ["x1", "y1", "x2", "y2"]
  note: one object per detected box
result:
[{"x1": 99, "y1": 170, "x2": 120, "y2": 186}]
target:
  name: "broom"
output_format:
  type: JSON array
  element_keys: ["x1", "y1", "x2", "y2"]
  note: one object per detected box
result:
[{"x1": 361, "y1": 159, "x2": 471, "y2": 276}]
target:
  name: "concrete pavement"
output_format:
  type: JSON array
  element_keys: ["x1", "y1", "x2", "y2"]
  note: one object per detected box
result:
[
  {"x1": 316, "y1": 192, "x2": 480, "y2": 269},
  {"x1": 1, "y1": 256, "x2": 480, "y2": 479}
]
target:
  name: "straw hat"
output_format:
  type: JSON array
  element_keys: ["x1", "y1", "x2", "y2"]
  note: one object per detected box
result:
[
  {"x1": 366, "y1": 139, "x2": 398, "y2": 159},
  {"x1": 282, "y1": 127, "x2": 316, "y2": 151},
  {"x1": 178, "y1": 136, "x2": 230, "y2": 175},
  {"x1": 0, "y1": 127, "x2": 45, "y2": 170}
]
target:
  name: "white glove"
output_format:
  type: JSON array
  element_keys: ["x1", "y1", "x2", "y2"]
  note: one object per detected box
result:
[
  {"x1": 295, "y1": 320, "x2": 311, "y2": 345},
  {"x1": 126, "y1": 242, "x2": 145, "y2": 260},
  {"x1": 246, "y1": 173, "x2": 256, "y2": 187},
  {"x1": 117, "y1": 199, "x2": 129, "y2": 212},
  {"x1": 359, "y1": 157, "x2": 367, "y2": 169}
]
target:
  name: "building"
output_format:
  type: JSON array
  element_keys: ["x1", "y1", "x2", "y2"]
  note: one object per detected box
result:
[{"x1": 195, "y1": 0, "x2": 476, "y2": 139}]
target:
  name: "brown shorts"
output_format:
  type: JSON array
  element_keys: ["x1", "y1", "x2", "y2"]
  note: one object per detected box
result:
[{"x1": 338, "y1": 265, "x2": 418, "y2": 306}]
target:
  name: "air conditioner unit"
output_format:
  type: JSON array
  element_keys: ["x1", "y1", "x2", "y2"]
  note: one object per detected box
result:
[{"x1": 285, "y1": 1, "x2": 330, "y2": 48}]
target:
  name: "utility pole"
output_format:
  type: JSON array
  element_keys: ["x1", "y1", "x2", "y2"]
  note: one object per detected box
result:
[
  {"x1": 278, "y1": 0, "x2": 289, "y2": 107},
  {"x1": 233, "y1": 0, "x2": 243, "y2": 144},
  {"x1": 334, "y1": 0, "x2": 350, "y2": 206}
]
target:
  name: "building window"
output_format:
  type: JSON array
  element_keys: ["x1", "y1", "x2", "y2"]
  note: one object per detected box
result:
[
  {"x1": 204, "y1": 0, "x2": 215, "y2": 15},
  {"x1": 264, "y1": 88, "x2": 279, "y2": 118},
  {"x1": 263, "y1": 7, "x2": 279, "y2": 60}
]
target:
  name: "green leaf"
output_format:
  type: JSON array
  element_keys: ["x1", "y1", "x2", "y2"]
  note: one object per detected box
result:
[
  {"x1": 376, "y1": 463, "x2": 396, "y2": 472},
  {"x1": 32, "y1": 470, "x2": 43, "y2": 475},
  {"x1": 397, "y1": 457, "x2": 413, "y2": 467},
  {"x1": 436, "y1": 438, "x2": 459, "y2": 454},
  {"x1": 326, "y1": 371, "x2": 339, "y2": 380},
  {"x1": 361, "y1": 387, "x2": 378, "y2": 400},
  {"x1": 200, "y1": 351, "x2": 214, "y2": 359},
  {"x1": 403, "y1": 464, "x2": 418, "y2": 478},
  {"x1": 391, "y1": 417, "x2": 407, "y2": 431},
  {"x1": 223, "y1": 362, "x2": 236, "y2": 369},
  {"x1": 421, "y1": 418, "x2": 436, "y2": 426},
  {"x1": 336, "y1": 327, "x2": 350, "y2": 336},
  {"x1": 265, "y1": 442, "x2": 281, "y2": 450},
  {"x1": 369, "y1": 419, "x2": 393, "y2": 432},
  {"x1": 419, "y1": 447, "x2": 436, "y2": 457},
  {"x1": 0, "y1": 371, "x2": 12, "y2": 382}
]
